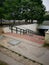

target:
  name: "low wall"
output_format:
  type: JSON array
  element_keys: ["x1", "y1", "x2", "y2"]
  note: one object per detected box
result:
[{"x1": 45, "y1": 30, "x2": 49, "y2": 44}]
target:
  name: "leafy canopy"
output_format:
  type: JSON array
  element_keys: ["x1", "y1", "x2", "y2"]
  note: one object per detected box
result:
[{"x1": 0, "y1": 0, "x2": 45, "y2": 24}]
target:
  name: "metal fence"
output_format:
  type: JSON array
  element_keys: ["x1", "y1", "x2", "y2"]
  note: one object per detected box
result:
[{"x1": 9, "y1": 26, "x2": 35, "y2": 35}]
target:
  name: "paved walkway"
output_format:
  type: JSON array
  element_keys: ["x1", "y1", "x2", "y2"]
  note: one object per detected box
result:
[
  {"x1": 0, "y1": 34, "x2": 49, "y2": 65},
  {"x1": 5, "y1": 32, "x2": 44, "y2": 44},
  {"x1": 0, "y1": 52, "x2": 23, "y2": 65},
  {"x1": 0, "y1": 46, "x2": 41, "y2": 65},
  {"x1": 3, "y1": 26, "x2": 44, "y2": 44}
]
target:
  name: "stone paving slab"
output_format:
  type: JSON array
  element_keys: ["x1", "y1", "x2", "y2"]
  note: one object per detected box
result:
[
  {"x1": 0, "y1": 52, "x2": 23, "y2": 65},
  {"x1": 4, "y1": 32, "x2": 44, "y2": 44},
  {"x1": 39, "y1": 50, "x2": 49, "y2": 65},
  {"x1": 0, "y1": 35, "x2": 49, "y2": 65},
  {"x1": 2, "y1": 34, "x2": 43, "y2": 48},
  {"x1": 0, "y1": 47, "x2": 40, "y2": 65}
]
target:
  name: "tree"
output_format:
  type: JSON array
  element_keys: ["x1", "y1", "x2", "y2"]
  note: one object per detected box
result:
[
  {"x1": 0, "y1": 0, "x2": 5, "y2": 25},
  {"x1": 3, "y1": 0, "x2": 22, "y2": 24},
  {"x1": 44, "y1": 15, "x2": 49, "y2": 20},
  {"x1": 28, "y1": 0, "x2": 45, "y2": 24},
  {"x1": 18, "y1": 0, "x2": 45, "y2": 24},
  {"x1": 0, "y1": 0, "x2": 45, "y2": 25}
]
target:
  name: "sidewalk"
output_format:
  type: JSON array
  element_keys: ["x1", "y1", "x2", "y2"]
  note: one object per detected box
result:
[
  {"x1": 0, "y1": 34, "x2": 49, "y2": 65},
  {"x1": 0, "y1": 52, "x2": 23, "y2": 65},
  {"x1": 5, "y1": 32, "x2": 44, "y2": 44}
]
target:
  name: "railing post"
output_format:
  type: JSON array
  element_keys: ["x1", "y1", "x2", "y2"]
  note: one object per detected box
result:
[
  {"x1": 11, "y1": 26, "x2": 13, "y2": 33},
  {"x1": 16, "y1": 27, "x2": 17, "y2": 33},
  {"x1": 23, "y1": 30, "x2": 24, "y2": 34},
  {"x1": 20, "y1": 29, "x2": 21, "y2": 34}
]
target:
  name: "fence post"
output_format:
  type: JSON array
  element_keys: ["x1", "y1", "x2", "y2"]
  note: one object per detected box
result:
[
  {"x1": 16, "y1": 27, "x2": 17, "y2": 33},
  {"x1": 11, "y1": 26, "x2": 13, "y2": 33},
  {"x1": 20, "y1": 29, "x2": 21, "y2": 34},
  {"x1": 23, "y1": 30, "x2": 24, "y2": 34}
]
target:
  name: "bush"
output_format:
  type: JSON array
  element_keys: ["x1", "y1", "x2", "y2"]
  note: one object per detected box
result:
[{"x1": 44, "y1": 15, "x2": 49, "y2": 20}]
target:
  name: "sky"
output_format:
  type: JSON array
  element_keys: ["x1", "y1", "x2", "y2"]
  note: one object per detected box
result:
[{"x1": 43, "y1": 0, "x2": 49, "y2": 11}]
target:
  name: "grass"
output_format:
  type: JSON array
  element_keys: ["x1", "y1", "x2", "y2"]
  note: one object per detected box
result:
[{"x1": 0, "y1": 60, "x2": 8, "y2": 65}]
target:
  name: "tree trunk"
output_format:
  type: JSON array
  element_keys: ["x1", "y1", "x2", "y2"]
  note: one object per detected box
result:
[
  {"x1": 31, "y1": 20, "x2": 33, "y2": 23},
  {"x1": 25, "y1": 19, "x2": 28, "y2": 24},
  {"x1": 13, "y1": 20, "x2": 15, "y2": 25},
  {"x1": 0, "y1": 19, "x2": 2, "y2": 26}
]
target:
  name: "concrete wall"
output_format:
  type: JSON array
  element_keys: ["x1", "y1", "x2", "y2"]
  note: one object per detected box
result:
[{"x1": 45, "y1": 30, "x2": 49, "y2": 44}]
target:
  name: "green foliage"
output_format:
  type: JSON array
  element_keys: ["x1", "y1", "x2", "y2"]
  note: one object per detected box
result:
[
  {"x1": 0, "y1": 0, "x2": 45, "y2": 24},
  {"x1": 44, "y1": 15, "x2": 49, "y2": 20},
  {"x1": 0, "y1": 0, "x2": 5, "y2": 19}
]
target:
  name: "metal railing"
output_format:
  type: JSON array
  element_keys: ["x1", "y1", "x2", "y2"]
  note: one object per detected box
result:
[{"x1": 9, "y1": 26, "x2": 37, "y2": 35}]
